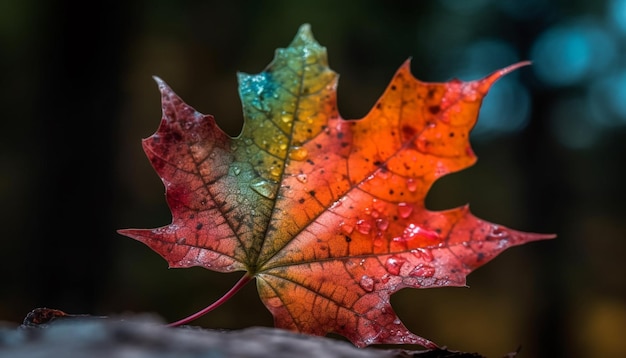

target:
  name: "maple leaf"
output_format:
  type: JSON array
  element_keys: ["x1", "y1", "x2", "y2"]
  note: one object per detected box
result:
[{"x1": 118, "y1": 24, "x2": 555, "y2": 348}]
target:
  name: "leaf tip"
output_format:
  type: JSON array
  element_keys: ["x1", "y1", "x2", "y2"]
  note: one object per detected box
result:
[
  {"x1": 296, "y1": 23, "x2": 312, "y2": 37},
  {"x1": 487, "y1": 60, "x2": 532, "y2": 82},
  {"x1": 152, "y1": 75, "x2": 172, "y2": 93},
  {"x1": 291, "y1": 23, "x2": 320, "y2": 48}
]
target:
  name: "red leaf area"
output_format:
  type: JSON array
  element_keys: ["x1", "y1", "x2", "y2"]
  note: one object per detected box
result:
[{"x1": 119, "y1": 24, "x2": 555, "y2": 348}]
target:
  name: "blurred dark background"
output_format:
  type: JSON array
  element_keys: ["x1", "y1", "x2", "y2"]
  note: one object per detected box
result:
[{"x1": 1, "y1": 1, "x2": 625, "y2": 357}]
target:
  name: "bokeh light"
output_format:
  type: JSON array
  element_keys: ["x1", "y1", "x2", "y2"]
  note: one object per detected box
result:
[
  {"x1": 588, "y1": 69, "x2": 626, "y2": 127},
  {"x1": 608, "y1": 0, "x2": 626, "y2": 34},
  {"x1": 530, "y1": 20, "x2": 618, "y2": 87}
]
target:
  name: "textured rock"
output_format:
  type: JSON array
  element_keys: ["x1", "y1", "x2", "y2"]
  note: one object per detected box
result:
[{"x1": 0, "y1": 314, "x2": 487, "y2": 358}]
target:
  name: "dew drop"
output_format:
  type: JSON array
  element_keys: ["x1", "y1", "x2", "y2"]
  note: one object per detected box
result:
[
  {"x1": 296, "y1": 173, "x2": 308, "y2": 183},
  {"x1": 356, "y1": 219, "x2": 372, "y2": 235},
  {"x1": 289, "y1": 146, "x2": 309, "y2": 161},
  {"x1": 385, "y1": 256, "x2": 406, "y2": 275},
  {"x1": 279, "y1": 143, "x2": 288, "y2": 151},
  {"x1": 176, "y1": 237, "x2": 186, "y2": 245},
  {"x1": 409, "y1": 264, "x2": 436, "y2": 278},
  {"x1": 281, "y1": 114, "x2": 291, "y2": 123},
  {"x1": 411, "y1": 247, "x2": 434, "y2": 262},
  {"x1": 393, "y1": 318, "x2": 402, "y2": 325},
  {"x1": 487, "y1": 226, "x2": 507, "y2": 240},
  {"x1": 406, "y1": 178, "x2": 417, "y2": 192},
  {"x1": 359, "y1": 275, "x2": 375, "y2": 292},
  {"x1": 373, "y1": 236, "x2": 384, "y2": 247},
  {"x1": 250, "y1": 178, "x2": 277, "y2": 199},
  {"x1": 232, "y1": 166, "x2": 241, "y2": 176},
  {"x1": 398, "y1": 223, "x2": 439, "y2": 242},
  {"x1": 375, "y1": 218, "x2": 389, "y2": 231},
  {"x1": 243, "y1": 138, "x2": 253, "y2": 146},
  {"x1": 330, "y1": 199, "x2": 343, "y2": 209},
  {"x1": 270, "y1": 166, "x2": 282, "y2": 178},
  {"x1": 380, "y1": 273, "x2": 391, "y2": 284},
  {"x1": 397, "y1": 202, "x2": 413, "y2": 219},
  {"x1": 340, "y1": 221, "x2": 354, "y2": 234},
  {"x1": 372, "y1": 199, "x2": 387, "y2": 213}
]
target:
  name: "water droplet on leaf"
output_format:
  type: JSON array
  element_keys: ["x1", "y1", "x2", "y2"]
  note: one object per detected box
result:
[
  {"x1": 373, "y1": 236, "x2": 384, "y2": 247},
  {"x1": 397, "y1": 202, "x2": 413, "y2": 218},
  {"x1": 250, "y1": 177, "x2": 277, "y2": 199},
  {"x1": 411, "y1": 248, "x2": 434, "y2": 262},
  {"x1": 375, "y1": 218, "x2": 389, "y2": 231},
  {"x1": 289, "y1": 146, "x2": 309, "y2": 161},
  {"x1": 409, "y1": 264, "x2": 436, "y2": 278},
  {"x1": 406, "y1": 178, "x2": 417, "y2": 192},
  {"x1": 385, "y1": 256, "x2": 406, "y2": 275},
  {"x1": 340, "y1": 221, "x2": 354, "y2": 234},
  {"x1": 356, "y1": 219, "x2": 372, "y2": 234},
  {"x1": 270, "y1": 166, "x2": 282, "y2": 178},
  {"x1": 296, "y1": 173, "x2": 308, "y2": 183},
  {"x1": 359, "y1": 275, "x2": 374, "y2": 292}
]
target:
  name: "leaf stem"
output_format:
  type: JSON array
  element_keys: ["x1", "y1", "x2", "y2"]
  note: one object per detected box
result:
[{"x1": 167, "y1": 273, "x2": 253, "y2": 327}]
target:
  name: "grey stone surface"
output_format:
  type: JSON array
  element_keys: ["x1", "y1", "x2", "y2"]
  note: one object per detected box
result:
[{"x1": 0, "y1": 315, "x2": 486, "y2": 358}]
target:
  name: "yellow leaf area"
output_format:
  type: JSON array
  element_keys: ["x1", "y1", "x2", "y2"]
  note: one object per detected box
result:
[{"x1": 119, "y1": 24, "x2": 554, "y2": 348}]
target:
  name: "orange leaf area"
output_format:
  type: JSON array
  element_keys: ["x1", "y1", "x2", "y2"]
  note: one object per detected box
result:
[{"x1": 119, "y1": 24, "x2": 555, "y2": 348}]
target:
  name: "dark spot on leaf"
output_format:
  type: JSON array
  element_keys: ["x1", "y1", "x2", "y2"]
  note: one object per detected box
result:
[
  {"x1": 391, "y1": 85, "x2": 397, "y2": 91},
  {"x1": 309, "y1": 190, "x2": 316, "y2": 196},
  {"x1": 345, "y1": 236, "x2": 352, "y2": 243},
  {"x1": 196, "y1": 223, "x2": 203, "y2": 230},
  {"x1": 337, "y1": 132, "x2": 344, "y2": 139},
  {"x1": 298, "y1": 198, "x2": 305, "y2": 204},
  {"x1": 402, "y1": 125, "x2": 416, "y2": 138},
  {"x1": 428, "y1": 105, "x2": 440, "y2": 114}
]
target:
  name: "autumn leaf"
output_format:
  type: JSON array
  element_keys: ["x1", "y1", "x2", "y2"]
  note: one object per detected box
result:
[{"x1": 118, "y1": 24, "x2": 555, "y2": 348}]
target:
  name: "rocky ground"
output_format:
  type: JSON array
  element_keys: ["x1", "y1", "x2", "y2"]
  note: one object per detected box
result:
[{"x1": 0, "y1": 309, "x2": 501, "y2": 358}]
